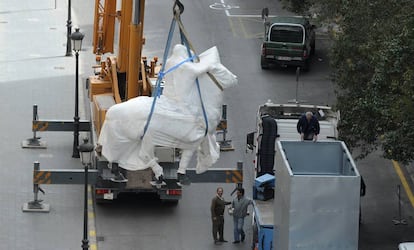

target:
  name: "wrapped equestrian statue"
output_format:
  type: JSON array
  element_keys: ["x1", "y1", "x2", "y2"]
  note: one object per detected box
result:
[{"x1": 98, "y1": 44, "x2": 238, "y2": 185}]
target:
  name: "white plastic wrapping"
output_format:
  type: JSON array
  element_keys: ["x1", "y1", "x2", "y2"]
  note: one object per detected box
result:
[{"x1": 98, "y1": 44, "x2": 237, "y2": 175}]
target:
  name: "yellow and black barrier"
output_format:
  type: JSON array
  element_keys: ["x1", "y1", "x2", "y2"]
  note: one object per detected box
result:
[
  {"x1": 33, "y1": 169, "x2": 98, "y2": 185},
  {"x1": 23, "y1": 161, "x2": 99, "y2": 212},
  {"x1": 186, "y1": 161, "x2": 243, "y2": 184},
  {"x1": 22, "y1": 105, "x2": 91, "y2": 148}
]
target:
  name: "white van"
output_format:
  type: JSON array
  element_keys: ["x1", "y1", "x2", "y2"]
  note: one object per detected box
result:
[{"x1": 399, "y1": 242, "x2": 414, "y2": 250}]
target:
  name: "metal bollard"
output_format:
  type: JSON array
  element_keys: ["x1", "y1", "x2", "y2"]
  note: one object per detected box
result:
[
  {"x1": 231, "y1": 161, "x2": 244, "y2": 195},
  {"x1": 217, "y1": 104, "x2": 234, "y2": 151},
  {"x1": 22, "y1": 162, "x2": 50, "y2": 212},
  {"x1": 392, "y1": 184, "x2": 407, "y2": 225},
  {"x1": 21, "y1": 105, "x2": 47, "y2": 148}
]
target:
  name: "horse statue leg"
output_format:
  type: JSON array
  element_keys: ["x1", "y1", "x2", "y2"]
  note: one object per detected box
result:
[
  {"x1": 110, "y1": 162, "x2": 128, "y2": 183},
  {"x1": 196, "y1": 134, "x2": 220, "y2": 174},
  {"x1": 139, "y1": 134, "x2": 166, "y2": 185},
  {"x1": 149, "y1": 159, "x2": 165, "y2": 185},
  {"x1": 177, "y1": 149, "x2": 194, "y2": 185}
]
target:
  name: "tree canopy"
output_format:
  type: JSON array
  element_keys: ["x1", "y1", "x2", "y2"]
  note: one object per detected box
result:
[{"x1": 282, "y1": 0, "x2": 414, "y2": 164}]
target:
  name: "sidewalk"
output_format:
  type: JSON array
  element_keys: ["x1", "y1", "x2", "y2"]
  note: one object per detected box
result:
[{"x1": 0, "y1": 1, "x2": 96, "y2": 249}]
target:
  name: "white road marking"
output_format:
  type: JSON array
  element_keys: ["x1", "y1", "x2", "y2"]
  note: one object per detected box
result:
[{"x1": 210, "y1": 0, "x2": 276, "y2": 18}]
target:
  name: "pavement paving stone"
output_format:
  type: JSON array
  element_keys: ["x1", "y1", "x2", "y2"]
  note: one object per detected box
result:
[{"x1": 0, "y1": 1, "x2": 92, "y2": 249}]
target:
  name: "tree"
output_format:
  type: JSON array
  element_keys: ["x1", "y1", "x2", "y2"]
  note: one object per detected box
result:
[{"x1": 282, "y1": 0, "x2": 414, "y2": 164}]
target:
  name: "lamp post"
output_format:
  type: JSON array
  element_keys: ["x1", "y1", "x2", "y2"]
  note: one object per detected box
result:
[
  {"x1": 78, "y1": 138, "x2": 94, "y2": 250},
  {"x1": 70, "y1": 28, "x2": 84, "y2": 158},
  {"x1": 65, "y1": 0, "x2": 72, "y2": 56}
]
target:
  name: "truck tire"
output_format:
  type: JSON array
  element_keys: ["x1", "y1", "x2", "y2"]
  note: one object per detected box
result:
[
  {"x1": 260, "y1": 56, "x2": 270, "y2": 70},
  {"x1": 162, "y1": 199, "x2": 179, "y2": 206},
  {"x1": 302, "y1": 59, "x2": 310, "y2": 72},
  {"x1": 95, "y1": 197, "x2": 113, "y2": 205},
  {"x1": 258, "y1": 116, "x2": 277, "y2": 175},
  {"x1": 310, "y1": 41, "x2": 315, "y2": 56}
]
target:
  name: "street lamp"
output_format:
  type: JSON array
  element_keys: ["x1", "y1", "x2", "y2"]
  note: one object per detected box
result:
[
  {"x1": 78, "y1": 137, "x2": 94, "y2": 250},
  {"x1": 65, "y1": 0, "x2": 72, "y2": 56},
  {"x1": 71, "y1": 27, "x2": 84, "y2": 158}
]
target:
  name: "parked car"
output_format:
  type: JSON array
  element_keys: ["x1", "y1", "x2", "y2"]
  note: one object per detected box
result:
[{"x1": 260, "y1": 13, "x2": 315, "y2": 71}]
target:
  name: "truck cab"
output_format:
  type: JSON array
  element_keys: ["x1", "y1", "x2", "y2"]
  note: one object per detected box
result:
[{"x1": 260, "y1": 16, "x2": 316, "y2": 71}]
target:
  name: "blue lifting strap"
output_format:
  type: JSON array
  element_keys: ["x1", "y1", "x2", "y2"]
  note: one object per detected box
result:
[
  {"x1": 141, "y1": 10, "x2": 209, "y2": 139},
  {"x1": 181, "y1": 34, "x2": 209, "y2": 136}
]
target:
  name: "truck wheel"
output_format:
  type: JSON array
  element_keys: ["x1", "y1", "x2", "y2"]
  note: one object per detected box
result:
[
  {"x1": 261, "y1": 57, "x2": 270, "y2": 70},
  {"x1": 162, "y1": 199, "x2": 179, "y2": 206},
  {"x1": 95, "y1": 198, "x2": 112, "y2": 205},
  {"x1": 310, "y1": 41, "x2": 315, "y2": 56},
  {"x1": 302, "y1": 59, "x2": 310, "y2": 72}
]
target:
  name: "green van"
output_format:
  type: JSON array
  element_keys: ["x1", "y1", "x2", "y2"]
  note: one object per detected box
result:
[{"x1": 260, "y1": 15, "x2": 315, "y2": 71}]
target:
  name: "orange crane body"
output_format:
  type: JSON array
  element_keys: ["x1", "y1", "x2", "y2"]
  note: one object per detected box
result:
[{"x1": 89, "y1": 0, "x2": 155, "y2": 134}]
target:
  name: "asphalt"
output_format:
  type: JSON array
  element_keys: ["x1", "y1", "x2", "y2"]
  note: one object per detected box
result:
[
  {"x1": 358, "y1": 151, "x2": 414, "y2": 249},
  {"x1": 1, "y1": 1, "x2": 414, "y2": 250}
]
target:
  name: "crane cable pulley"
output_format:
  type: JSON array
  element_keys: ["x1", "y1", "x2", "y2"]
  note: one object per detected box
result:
[{"x1": 142, "y1": 0, "x2": 217, "y2": 139}]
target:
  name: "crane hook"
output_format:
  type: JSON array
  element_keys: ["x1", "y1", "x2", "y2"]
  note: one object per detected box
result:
[{"x1": 173, "y1": 0, "x2": 184, "y2": 16}]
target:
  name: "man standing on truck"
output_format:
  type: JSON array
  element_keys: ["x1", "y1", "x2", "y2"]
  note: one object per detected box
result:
[
  {"x1": 297, "y1": 111, "x2": 320, "y2": 141},
  {"x1": 211, "y1": 187, "x2": 232, "y2": 244},
  {"x1": 231, "y1": 188, "x2": 253, "y2": 244}
]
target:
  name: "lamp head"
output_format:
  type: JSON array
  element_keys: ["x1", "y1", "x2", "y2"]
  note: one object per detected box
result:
[
  {"x1": 70, "y1": 27, "x2": 84, "y2": 52},
  {"x1": 78, "y1": 137, "x2": 94, "y2": 165}
]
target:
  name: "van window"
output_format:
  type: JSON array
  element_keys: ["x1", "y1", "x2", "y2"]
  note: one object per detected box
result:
[{"x1": 270, "y1": 25, "x2": 303, "y2": 44}]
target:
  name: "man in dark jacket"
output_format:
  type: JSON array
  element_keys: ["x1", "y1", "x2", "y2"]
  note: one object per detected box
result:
[
  {"x1": 211, "y1": 187, "x2": 231, "y2": 244},
  {"x1": 297, "y1": 111, "x2": 320, "y2": 141}
]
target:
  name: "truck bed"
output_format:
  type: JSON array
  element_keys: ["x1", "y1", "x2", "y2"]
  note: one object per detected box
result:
[
  {"x1": 276, "y1": 119, "x2": 336, "y2": 140},
  {"x1": 253, "y1": 199, "x2": 274, "y2": 227}
]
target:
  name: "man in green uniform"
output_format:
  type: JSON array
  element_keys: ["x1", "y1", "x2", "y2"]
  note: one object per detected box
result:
[{"x1": 211, "y1": 187, "x2": 231, "y2": 244}]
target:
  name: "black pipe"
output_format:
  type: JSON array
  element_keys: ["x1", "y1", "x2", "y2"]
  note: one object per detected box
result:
[
  {"x1": 72, "y1": 51, "x2": 80, "y2": 158},
  {"x1": 65, "y1": 0, "x2": 72, "y2": 56}
]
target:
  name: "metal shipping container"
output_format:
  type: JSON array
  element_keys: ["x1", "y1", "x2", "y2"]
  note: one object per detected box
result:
[{"x1": 274, "y1": 141, "x2": 360, "y2": 250}]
